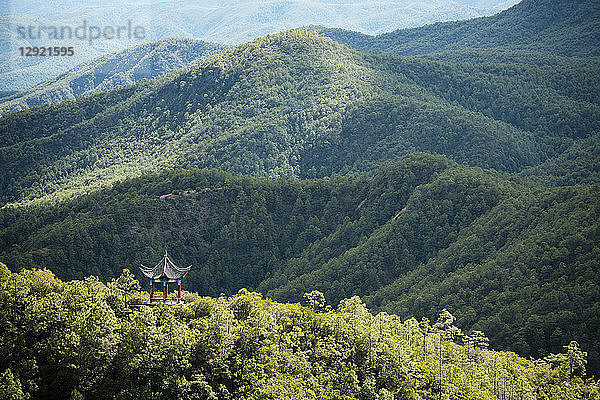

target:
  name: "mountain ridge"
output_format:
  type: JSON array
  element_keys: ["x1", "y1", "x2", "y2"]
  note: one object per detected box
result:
[
  {"x1": 2, "y1": 29, "x2": 599, "y2": 206},
  {"x1": 0, "y1": 0, "x2": 519, "y2": 91},
  {"x1": 1, "y1": 152, "x2": 598, "y2": 372},
  {"x1": 313, "y1": 0, "x2": 600, "y2": 57},
  {"x1": 1, "y1": 0, "x2": 600, "y2": 376},
  {"x1": 0, "y1": 37, "x2": 225, "y2": 116}
]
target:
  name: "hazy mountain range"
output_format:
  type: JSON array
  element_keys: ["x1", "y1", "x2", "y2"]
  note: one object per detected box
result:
[
  {"x1": 313, "y1": 0, "x2": 600, "y2": 57},
  {"x1": 1, "y1": 0, "x2": 520, "y2": 91},
  {"x1": 0, "y1": 37, "x2": 224, "y2": 115}
]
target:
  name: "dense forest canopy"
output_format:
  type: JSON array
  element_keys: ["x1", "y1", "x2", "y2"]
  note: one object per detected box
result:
[
  {"x1": 1, "y1": 0, "x2": 599, "y2": 395},
  {"x1": 0, "y1": 264, "x2": 597, "y2": 400},
  {"x1": 1, "y1": 153, "x2": 599, "y2": 374},
  {"x1": 1, "y1": 29, "x2": 599, "y2": 206}
]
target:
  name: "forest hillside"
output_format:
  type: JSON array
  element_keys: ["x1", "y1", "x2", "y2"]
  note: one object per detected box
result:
[
  {"x1": 1, "y1": 154, "x2": 599, "y2": 373},
  {"x1": 0, "y1": 264, "x2": 597, "y2": 400},
  {"x1": 1, "y1": 30, "x2": 598, "y2": 206}
]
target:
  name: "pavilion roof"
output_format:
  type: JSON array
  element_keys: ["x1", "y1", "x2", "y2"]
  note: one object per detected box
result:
[{"x1": 140, "y1": 251, "x2": 191, "y2": 280}]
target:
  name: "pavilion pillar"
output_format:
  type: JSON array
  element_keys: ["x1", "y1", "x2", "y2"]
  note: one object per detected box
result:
[
  {"x1": 163, "y1": 279, "x2": 168, "y2": 303},
  {"x1": 149, "y1": 279, "x2": 154, "y2": 302},
  {"x1": 177, "y1": 280, "x2": 182, "y2": 304}
]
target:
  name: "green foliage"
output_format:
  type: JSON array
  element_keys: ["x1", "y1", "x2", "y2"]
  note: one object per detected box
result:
[
  {"x1": 1, "y1": 152, "x2": 599, "y2": 375},
  {"x1": 0, "y1": 1, "x2": 599, "y2": 388},
  {"x1": 109, "y1": 269, "x2": 141, "y2": 294},
  {"x1": 3, "y1": 26, "x2": 599, "y2": 206},
  {"x1": 519, "y1": 133, "x2": 600, "y2": 186},
  {"x1": 545, "y1": 341, "x2": 588, "y2": 378},
  {"x1": 366, "y1": 184, "x2": 600, "y2": 373},
  {"x1": 303, "y1": 290, "x2": 326, "y2": 312},
  {"x1": 0, "y1": 369, "x2": 28, "y2": 400},
  {"x1": 2, "y1": 267, "x2": 598, "y2": 400}
]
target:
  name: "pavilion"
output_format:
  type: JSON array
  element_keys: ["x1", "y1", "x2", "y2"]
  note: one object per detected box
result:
[{"x1": 140, "y1": 251, "x2": 191, "y2": 304}]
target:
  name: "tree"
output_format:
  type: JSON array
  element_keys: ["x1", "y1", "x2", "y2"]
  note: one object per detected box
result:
[
  {"x1": 303, "y1": 290, "x2": 326, "y2": 312},
  {"x1": 544, "y1": 340, "x2": 588, "y2": 378},
  {"x1": 0, "y1": 369, "x2": 27, "y2": 400},
  {"x1": 418, "y1": 317, "x2": 431, "y2": 355},
  {"x1": 110, "y1": 268, "x2": 141, "y2": 294},
  {"x1": 470, "y1": 330, "x2": 489, "y2": 350},
  {"x1": 565, "y1": 341, "x2": 587, "y2": 378},
  {"x1": 433, "y1": 309, "x2": 462, "y2": 342}
]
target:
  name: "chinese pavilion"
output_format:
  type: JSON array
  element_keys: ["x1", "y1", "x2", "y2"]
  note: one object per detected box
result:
[{"x1": 140, "y1": 251, "x2": 191, "y2": 304}]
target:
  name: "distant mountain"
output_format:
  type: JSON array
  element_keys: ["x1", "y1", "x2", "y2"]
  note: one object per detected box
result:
[
  {"x1": 2, "y1": 30, "x2": 599, "y2": 205},
  {"x1": 314, "y1": 0, "x2": 600, "y2": 57},
  {"x1": 0, "y1": 38, "x2": 225, "y2": 115},
  {"x1": 4, "y1": 0, "x2": 519, "y2": 39},
  {"x1": 6, "y1": 0, "x2": 518, "y2": 16},
  {"x1": 0, "y1": 14, "x2": 145, "y2": 92},
  {"x1": 0, "y1": 0, "x2": 519, "y2": 91}
]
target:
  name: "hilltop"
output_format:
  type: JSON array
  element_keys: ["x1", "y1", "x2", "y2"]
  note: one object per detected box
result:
[
  {"x1": 0, "y1": 265, "x2": 597, "y2": 399},
  {"x1": 1, "y1": 0, "x2": 599, "y2": 381},
  {"x1": 1, "y1": 30, "x2": 599, "y2": 205},
  {"x1": 0, "y1": 0, "x2": 517, "y2": 91},
  {"x1": 1, "y1": 153, "x2": 599, "y2": 372}
]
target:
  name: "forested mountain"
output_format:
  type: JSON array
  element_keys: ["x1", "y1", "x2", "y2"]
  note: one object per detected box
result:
[
  {"x1": 314, "y1": 0, "x2": 600, "y2": 57},
  {"x1": 519, "y1": 133, "x2": 600, "y2": 186},
  {"x1": 1, "y1": 30, "x2": 599, "y2": 206},
  {"x1": 1, "y1": 0, "x2": 517, "y2": 91},
  {"x1": 1, "y1": 0, "x2": 599, "y2": 393},
  {"x1": 2, "y1": 265, "x2": 595, "y2": 400},
  {"x1": 1, "y1": 153, "x2": 599, "y2": 373},
  {"x1": 0, "y1": 38, "x2": 225, "y2": 116}
]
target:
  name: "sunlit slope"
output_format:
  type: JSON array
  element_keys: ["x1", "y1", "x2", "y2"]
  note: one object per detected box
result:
[
  {"x1": 2, "y1": 153, "x2": 599, "y2": 371},
  {"x1": 4, "y1": 30, "x2": 598, "y2": 205}
]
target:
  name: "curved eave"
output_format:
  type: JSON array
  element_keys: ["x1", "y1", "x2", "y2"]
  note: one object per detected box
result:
[{"x1": 139, "y1": 254, "x2": 191, "y2": 280}]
